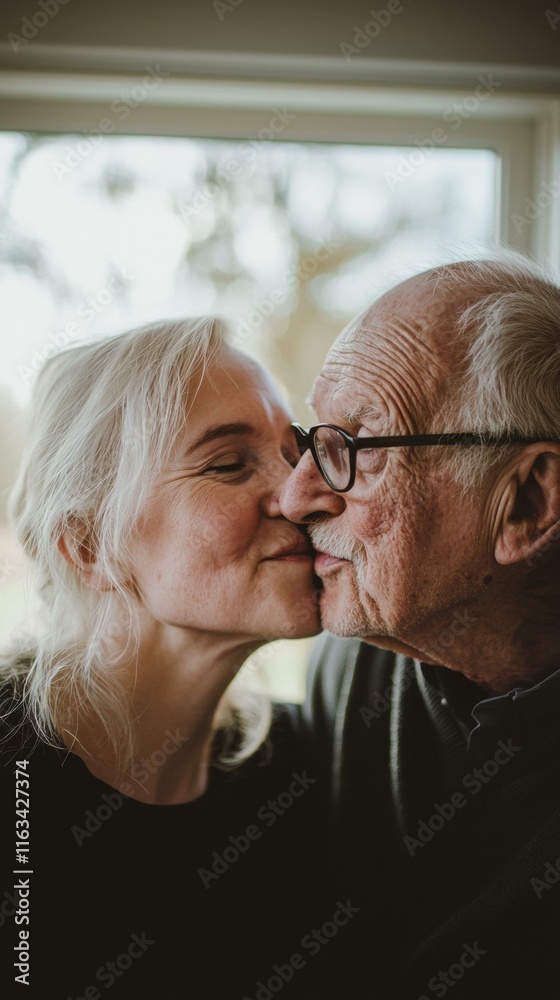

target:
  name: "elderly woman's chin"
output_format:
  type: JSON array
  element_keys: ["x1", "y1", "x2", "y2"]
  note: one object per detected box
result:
[{"x1": 255, "y1": 557, "x2": 321, "y2": 639}]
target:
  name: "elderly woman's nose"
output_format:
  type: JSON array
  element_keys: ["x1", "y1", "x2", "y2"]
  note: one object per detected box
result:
[{"x1": 258, "y1": 452, "x2": 299, "y2": 516}]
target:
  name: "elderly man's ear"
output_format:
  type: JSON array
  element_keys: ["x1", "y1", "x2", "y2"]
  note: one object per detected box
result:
[
  {"x1": 57, "y1": 517, "x2": 113, "y2": 591},
  {"x1": 494, "y1": 445, "x2": 560, "y2": 566}
]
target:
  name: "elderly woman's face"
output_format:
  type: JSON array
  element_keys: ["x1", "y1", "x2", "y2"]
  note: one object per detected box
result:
[{"x1": 126, "y1": 345, "x2": 320, "y2": 641}]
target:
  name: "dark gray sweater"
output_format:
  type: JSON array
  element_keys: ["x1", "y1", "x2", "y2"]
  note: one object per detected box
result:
[{"x1": 305, "y1": 634, "x2": 560, "y2": 1000}]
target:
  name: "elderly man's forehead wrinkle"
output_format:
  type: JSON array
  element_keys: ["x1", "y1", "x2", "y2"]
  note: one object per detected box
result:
[
  {"x1": 373, "y1": 361, "x2": 428, "y2": 431},
  {"x1": 333, "y1": 316, "x2": 451, "y2": 375},
  {"x1": 360, "y1": 316, "x2": 449, "y2": 364},
  {"x1": 326, "y1": 337, "x2": 374, "y2": 366},
  {"x1": 316, "y1": 370, "x2": 422, "y2": 436},
  {"x1": 319, "y1": 318, "x2": 450, "y2": 430}
]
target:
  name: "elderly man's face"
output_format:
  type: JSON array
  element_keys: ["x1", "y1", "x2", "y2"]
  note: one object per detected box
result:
[{"x1": 280, "y1": 277, "x2": 493, "y2": 661}]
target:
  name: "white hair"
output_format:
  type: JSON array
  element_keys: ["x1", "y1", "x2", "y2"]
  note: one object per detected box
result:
[
  {"x1": 1, "y1": 317, "x2": 271, "y2": 771},
  {"x1": 429, "y1": 250, "x2": 560, "y2": 489}
]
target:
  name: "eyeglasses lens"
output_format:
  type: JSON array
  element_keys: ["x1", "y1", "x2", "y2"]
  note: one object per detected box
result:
[{"x1": 315, "y1": 427, "x2": 351, "y2": 489}]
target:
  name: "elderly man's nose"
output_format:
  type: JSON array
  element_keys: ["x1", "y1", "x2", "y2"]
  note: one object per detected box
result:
[{"x1": 279, "y1": 451, "x2": 345, "y2": 523}]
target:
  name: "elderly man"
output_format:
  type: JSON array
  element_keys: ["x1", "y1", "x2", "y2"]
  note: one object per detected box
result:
[{"x1": 280, "y1": 254, "x2": 560, "y2": 999}]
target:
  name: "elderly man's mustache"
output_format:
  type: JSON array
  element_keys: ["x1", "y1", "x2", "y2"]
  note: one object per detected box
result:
[{"x1": 309, "y1": 522, "x2": 364, "y2": 567}]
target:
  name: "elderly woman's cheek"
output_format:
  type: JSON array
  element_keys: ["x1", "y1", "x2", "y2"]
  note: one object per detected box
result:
[{"x1": 193, "y1": 490, "x2": 258, "y2": 553}]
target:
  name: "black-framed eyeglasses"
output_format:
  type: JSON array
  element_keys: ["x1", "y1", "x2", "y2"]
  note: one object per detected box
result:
[{"x1": 292, "y1": 422, "x2": 542, "y2": 493}]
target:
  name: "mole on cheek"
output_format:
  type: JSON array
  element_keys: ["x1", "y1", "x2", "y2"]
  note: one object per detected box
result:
[{"x1": 483, "y1": 574, "x2": 493, "y2": 585}]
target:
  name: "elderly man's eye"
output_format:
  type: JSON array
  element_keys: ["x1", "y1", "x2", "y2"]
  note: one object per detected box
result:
[{"x1": 356, "y1": 448, "x2": 384, "y2": 474}]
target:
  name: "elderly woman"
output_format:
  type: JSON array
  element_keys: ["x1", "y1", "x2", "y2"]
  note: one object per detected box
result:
[{"x1": 0, "y1": 318, "x2": 327, "y2": 999}]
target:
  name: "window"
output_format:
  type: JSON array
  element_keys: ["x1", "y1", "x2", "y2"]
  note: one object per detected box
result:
[{"x1": 0, "y1": 74, "x2": 558, "y2": 697}]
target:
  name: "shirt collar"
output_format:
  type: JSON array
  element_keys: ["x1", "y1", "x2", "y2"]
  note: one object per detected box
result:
[{"x1": 419, "y1": 660, "x2": 560, "y2": 758}]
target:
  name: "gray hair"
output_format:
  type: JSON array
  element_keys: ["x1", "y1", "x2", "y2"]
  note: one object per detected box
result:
[
  {"x1": 1, "y1": 317, "x2": 271, "y2": 771},
  {"x1": 430, "y1": 251, "x2": 560, "y2": 490}
]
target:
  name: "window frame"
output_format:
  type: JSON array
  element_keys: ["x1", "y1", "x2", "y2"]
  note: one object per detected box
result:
[{"x1": 0, "y1": 71, "x2": 558, "y2": 263}]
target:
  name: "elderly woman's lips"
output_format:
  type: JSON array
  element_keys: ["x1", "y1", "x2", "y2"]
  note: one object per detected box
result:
[{"x1": 264, "y1": 543, "x2": 314, "y2": 560}]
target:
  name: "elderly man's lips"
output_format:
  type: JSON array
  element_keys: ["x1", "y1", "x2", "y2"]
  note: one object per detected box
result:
[{"x1": 314, "y1": 552, "x2": 352, "y2": 575}]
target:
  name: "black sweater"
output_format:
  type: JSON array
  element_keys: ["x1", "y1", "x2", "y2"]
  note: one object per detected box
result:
[
  {"x1": 305, "y1": 635, "x2": 560, "y2": 1000},
  {"x1": 0, "y1": 698, "x2": 334, "y2": 1000}
]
